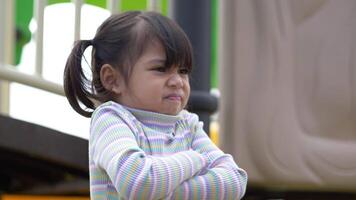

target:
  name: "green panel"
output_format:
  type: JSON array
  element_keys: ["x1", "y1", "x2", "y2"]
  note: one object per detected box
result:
[
  {"x1": 211, "y1": 0, "x2": 218, "y2": 88},
  {"x1": 85, "y1": 0, "x2": 106, "y2": 9},
  {"x1": 160, "y1": 0, "x2": 168, "y2": 16},
  {"x1": 15, "y1": 0, "x2": 33, "y2": 65},
  {"x1": 121, "y1": 0, "x2": 147, "y2": 11},
  {"x1": 48, "y1": 0, "x2": 70, "y2": 5}
]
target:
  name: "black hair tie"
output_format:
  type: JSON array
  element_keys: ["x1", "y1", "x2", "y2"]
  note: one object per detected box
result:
[{"x1": 90, "y1": 39, "x2": 96, "y2": 48}]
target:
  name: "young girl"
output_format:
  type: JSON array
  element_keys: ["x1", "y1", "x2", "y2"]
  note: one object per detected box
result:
[{"x1": 64, "y1": 11, "x2": 247, "y2": 200}]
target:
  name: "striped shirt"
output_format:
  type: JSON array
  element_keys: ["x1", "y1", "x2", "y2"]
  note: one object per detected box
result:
[{"x1": 89, "y1": 101, "x2": 247, "y2": 199}]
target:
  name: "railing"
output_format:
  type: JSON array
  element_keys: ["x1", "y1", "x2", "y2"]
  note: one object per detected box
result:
[
  {"x1": 0, "y1": 64, "x2": 64, "y2": 96},
  {"x1": 0, "y1": 0, "x2": 161, "y2": 115}
]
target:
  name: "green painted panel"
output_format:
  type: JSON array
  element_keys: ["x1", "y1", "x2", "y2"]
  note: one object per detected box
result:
[
  {"x1": 211, "y1": 0, "x2": 218, "y2": 88},
  {"x1": 48, "y1": 0, "x2": 70, "y2": 5},
  {"x1": 161, "y1": 0, "x2": 168, "y2": 16},
  {"x1": 85, "y1": 0, "x2": 106, "y2": 9},
  {"x1": 121, "y1": 0, "x2": 147, "y2": 11},
  {"x1": 15, "y1": 0, "x2": 33, "y2": 65}
]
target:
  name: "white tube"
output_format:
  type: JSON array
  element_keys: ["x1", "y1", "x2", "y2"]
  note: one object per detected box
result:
[
  {"x1": 148, "y1": 0, "x2": 160, "y2": 12},
  {"x1": 0, "y1": 0, "x2": 14, "y2": 114},
  {"x1": 34, "y1": 0, "x2": 46, "y2": 76},
  {"x1": 73, "y1": 0, "x2": 83, "y2": 41},
  {"x1": 107, "y1": 0, "x2": 120, "y2": 14},
  {"x1": 0, "y1": 64, "x2": 65, "y2": 96}
]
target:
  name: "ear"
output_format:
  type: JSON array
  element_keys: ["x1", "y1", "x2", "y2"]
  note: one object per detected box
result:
[{"x1": 100, "y1": 64, "x2": 123, "y2": 94}]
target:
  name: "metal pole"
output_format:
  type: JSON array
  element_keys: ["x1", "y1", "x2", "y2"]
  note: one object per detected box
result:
[
  {"x1": 0, "y1": 64, "x2": 65, "y2": 97},
  {"x1": 73, "y1": 0, "x2": 83, "y2": 41},
  {"x1": 107, "y1": 0, "x2": 120, "y2": 14},
  {"x1": 34, "y1": 0, "x2": 46, "y2": 76},
  {"x1": 0, "y1": 0, "x2": 14, "y2": 115},
  {"x1": 147, "y1": 0, "x2": 160, "y2": 12}
]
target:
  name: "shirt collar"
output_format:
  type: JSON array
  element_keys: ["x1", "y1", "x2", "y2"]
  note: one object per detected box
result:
[{"x1": 124, "y1": 106, "x2": 184, "y2": 133}]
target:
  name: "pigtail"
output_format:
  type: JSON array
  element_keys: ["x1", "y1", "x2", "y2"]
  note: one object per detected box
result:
[{"x1": 63, "y1": 40, "x2": 95, "y2": 118}]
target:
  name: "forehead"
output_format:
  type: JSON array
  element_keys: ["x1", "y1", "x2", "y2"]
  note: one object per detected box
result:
[{"x1": 137, "y1": 40, "x2": 166, "y2": 64}]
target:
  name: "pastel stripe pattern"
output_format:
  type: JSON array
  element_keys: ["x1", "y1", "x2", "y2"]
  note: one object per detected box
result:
[{"x1": 89, "y1": 101, "x2": 247, "y2": 199}]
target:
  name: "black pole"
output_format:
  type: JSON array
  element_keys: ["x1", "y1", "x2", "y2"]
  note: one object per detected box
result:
[{"x1": 170, "y1": 0, "x2": 218, "y2": 134}]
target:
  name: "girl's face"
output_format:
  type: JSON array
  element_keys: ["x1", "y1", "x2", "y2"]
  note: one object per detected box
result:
[{"x1": 117, "y1": 41, "x2": 190, "y2": 115}]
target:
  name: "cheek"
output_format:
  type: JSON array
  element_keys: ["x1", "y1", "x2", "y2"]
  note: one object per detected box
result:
[
  {"x1": 186, "y1": 86, "x2": 190, "y2": 97},
  {"x1": 184, "y1": 81, "x2": 191, "y2": 99},
  {"x1": 185, "y1": 79, "x2": 190, "y2": 93}
]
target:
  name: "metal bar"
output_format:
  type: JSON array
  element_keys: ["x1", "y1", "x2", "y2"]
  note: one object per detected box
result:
[
  {"x1": 0, "y1": 64, "x2": 65, "y2": 96},
  {"x1": 148, "y1": 0, "x2": 160, "y2": 12},
  {"x1": 0, "y1": 1, "x2": 9, "y2": 64},
  {"x1": 168, "y1": 0, "x2": 174, "y2": 18},
  {"x1": 0, "y1": 0, "x2": 14, "y2": 115},
  {"x1": 0, "y1": 80, "x2": 10, "y2": 115},
  {"x1": 73, "y1": 0, "x2": 83, "y2": 41},
  {"x1": 34, "y1": 0, "x2": 46, "y2": 76},
  {"x1": 107, "y1": 0, "x2": 120, "y2": 14}
]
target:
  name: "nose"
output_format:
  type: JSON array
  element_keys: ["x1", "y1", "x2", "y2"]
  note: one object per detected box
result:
[{"x1": 167, "y1": 73, "x2": 184, "y2": 88}]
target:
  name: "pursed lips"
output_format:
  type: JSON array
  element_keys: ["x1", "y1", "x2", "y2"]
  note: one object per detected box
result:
[{"x1": 165, "y1": 93, "x2": 183, "y2": 101}]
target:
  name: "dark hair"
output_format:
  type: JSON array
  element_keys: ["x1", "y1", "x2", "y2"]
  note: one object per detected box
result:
[{"x1": 64, "y1": 11, "x2": 193, "y2": 117}]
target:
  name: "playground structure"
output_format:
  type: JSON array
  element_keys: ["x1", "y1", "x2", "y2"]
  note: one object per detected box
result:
[
  {"x1": 0, "y1": 0, "x2": 218, "y2": 198},
  {"x1": 1, "y1": 0, "x2": 356, "y2": 199}
]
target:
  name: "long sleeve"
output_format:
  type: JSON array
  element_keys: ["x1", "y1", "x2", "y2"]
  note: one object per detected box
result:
[
  {"x1": 167, "y1": 114, "x2": 248, "y2": 200},
  {"x1": 90, "y1": 105, "x2": 207, "y2": 200}
]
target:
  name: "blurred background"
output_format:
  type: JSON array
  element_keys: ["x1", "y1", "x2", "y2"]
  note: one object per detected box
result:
[{"x1": 0, "y1": 0, "x2": 356, "y2": 199}]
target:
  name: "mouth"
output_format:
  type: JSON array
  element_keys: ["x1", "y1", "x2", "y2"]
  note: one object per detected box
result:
[{"x1": 165, "y1": 94, "x2": 183, "y2": 101}]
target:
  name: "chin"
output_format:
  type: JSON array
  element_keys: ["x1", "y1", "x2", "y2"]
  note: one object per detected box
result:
[{"x1": 164, "y1": 108, "x2": 181, "y2": 115}]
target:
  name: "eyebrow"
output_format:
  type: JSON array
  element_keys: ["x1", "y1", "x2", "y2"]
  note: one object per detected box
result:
[{"x1": 146, "y1": 58, "x2": 166, "y2": 65}]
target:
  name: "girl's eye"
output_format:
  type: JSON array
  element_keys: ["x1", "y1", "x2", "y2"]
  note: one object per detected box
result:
[
  {"x1": 179, "y1": 68, "x2": 190, "y2": 74},
  {"x1": 153, "y1": 67, "x2": 167, "y2": 72}
]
